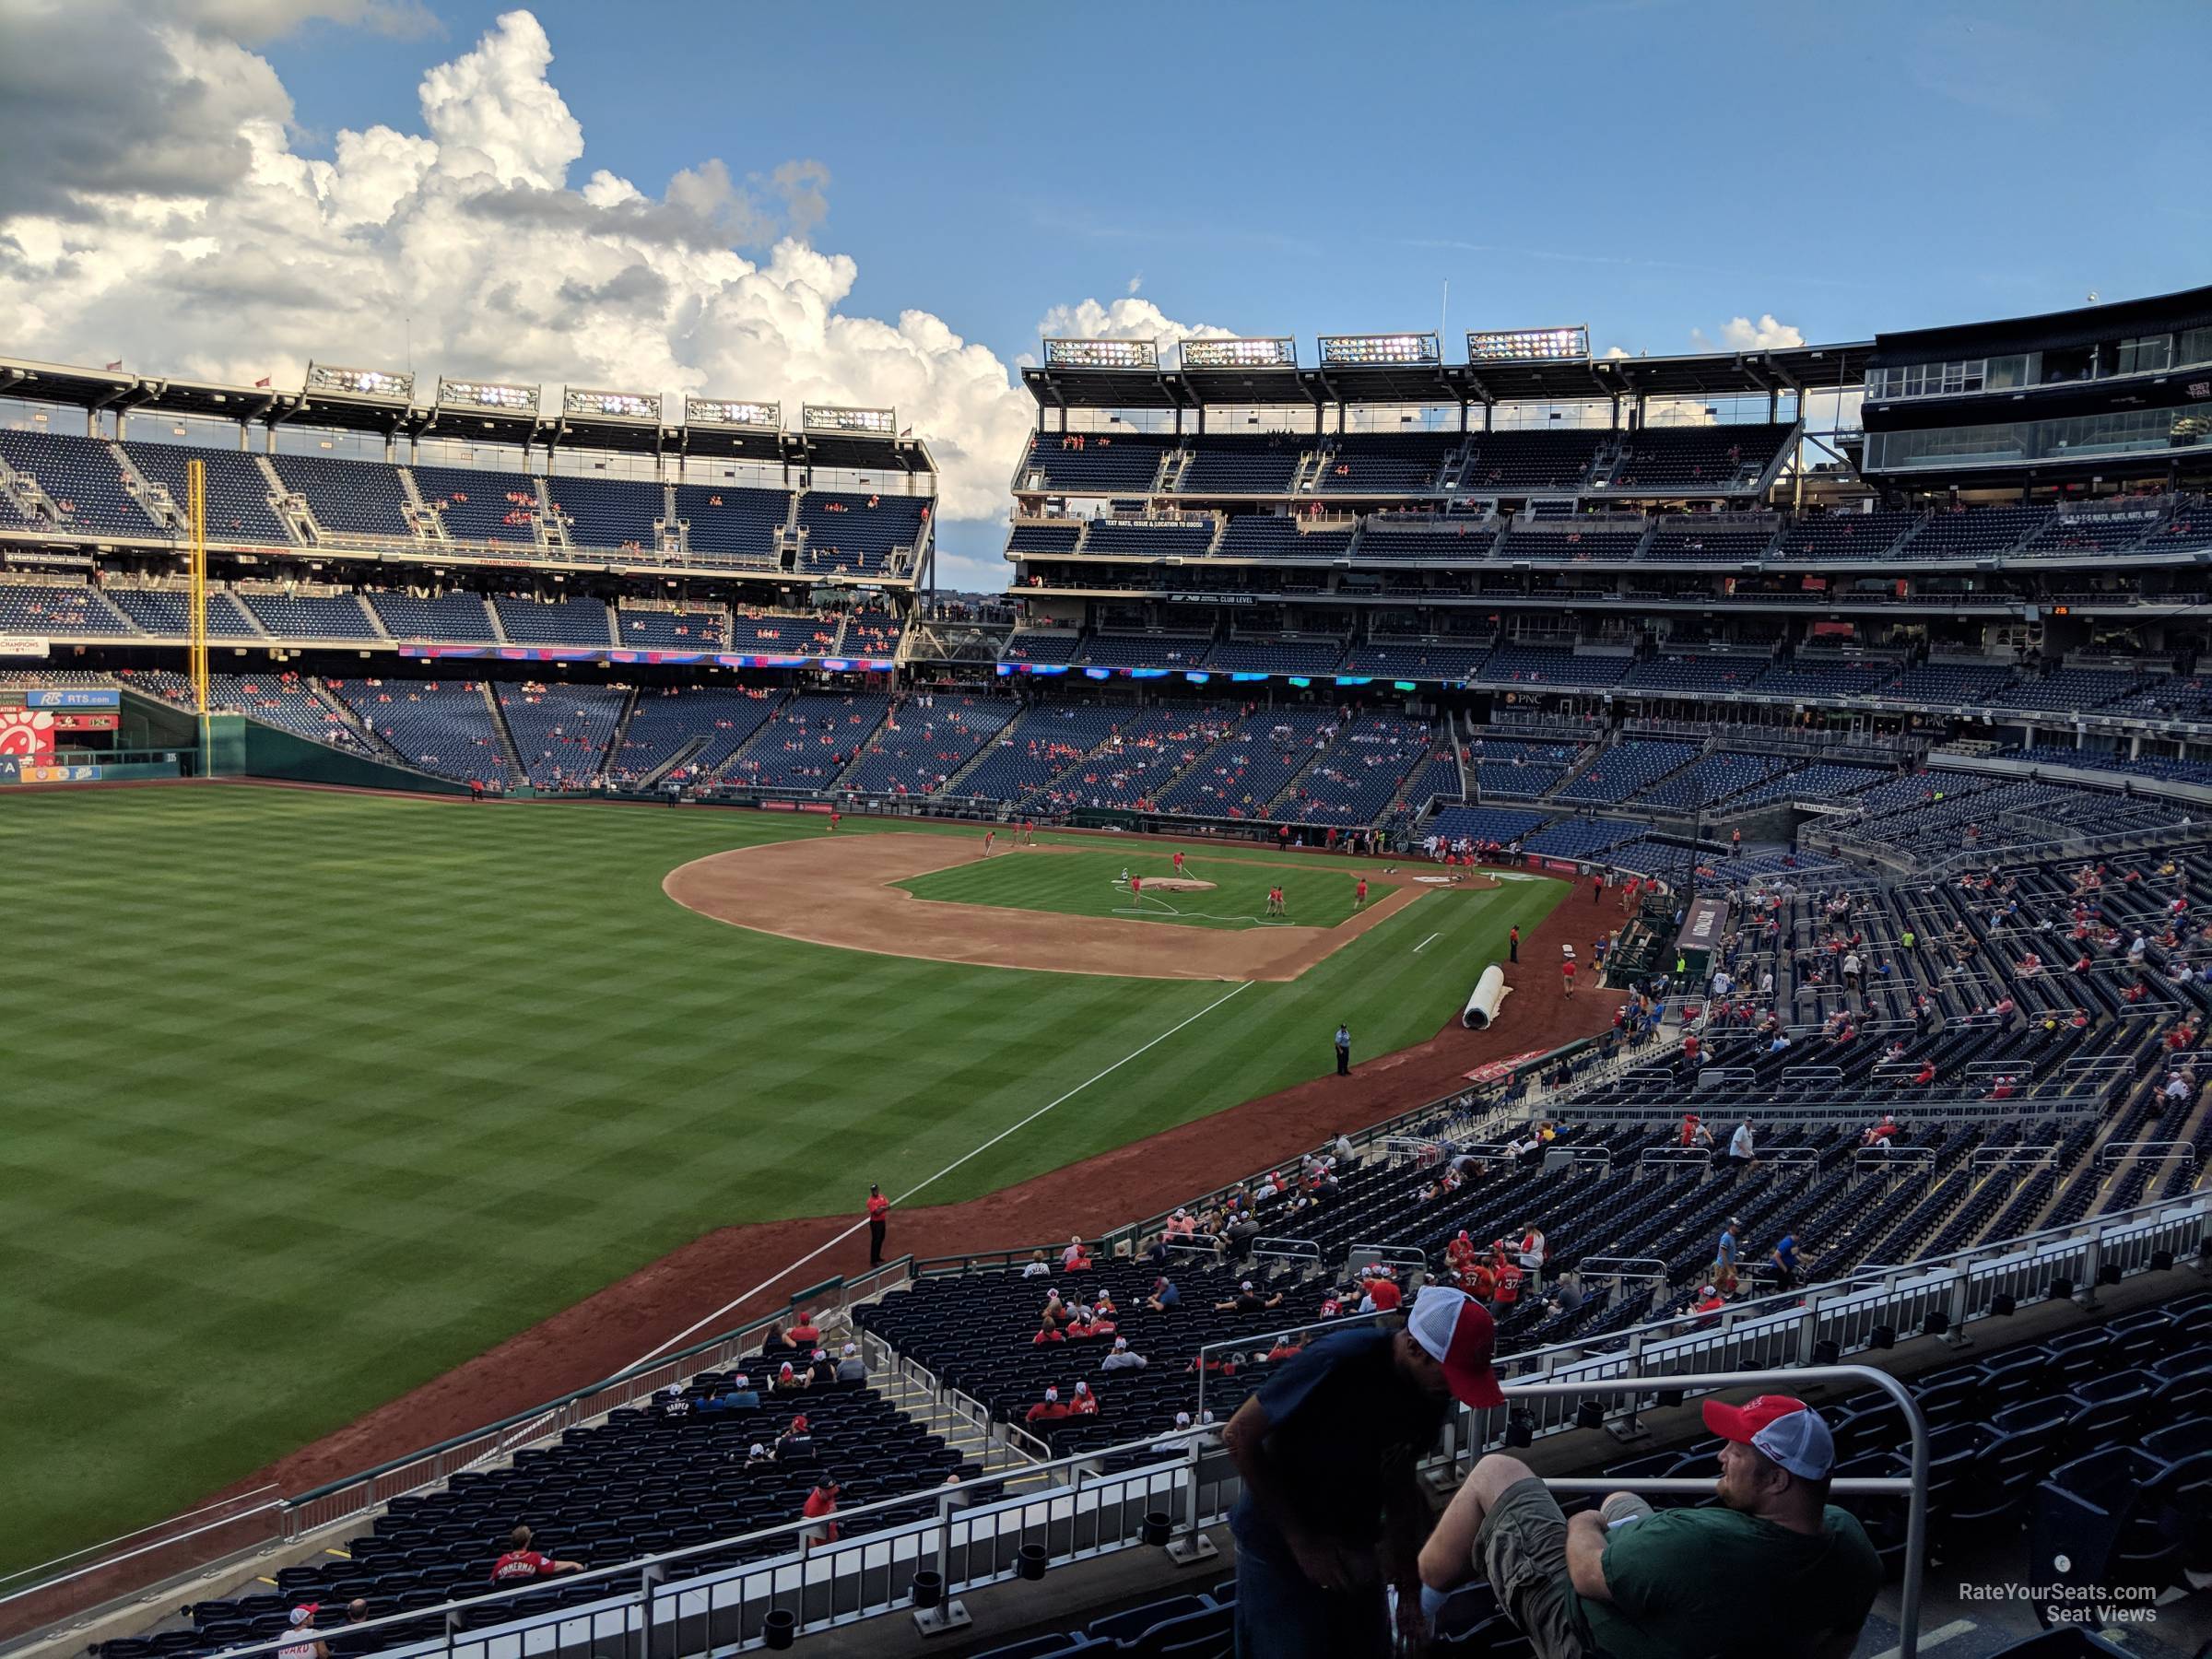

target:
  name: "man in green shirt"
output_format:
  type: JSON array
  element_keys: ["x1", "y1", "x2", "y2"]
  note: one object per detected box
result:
[{"x1": 1417, "y1": 1394, "x2": 1881, "y2": 1658}]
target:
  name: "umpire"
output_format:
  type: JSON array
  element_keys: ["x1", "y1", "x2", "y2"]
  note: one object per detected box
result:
[{"x1": 1335, "y1": 1022, "x2": 1352, "y2": 1077}]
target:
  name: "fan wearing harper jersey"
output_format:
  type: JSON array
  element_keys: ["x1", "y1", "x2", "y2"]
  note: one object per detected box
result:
[
  {"x1": 488, "y1": 1525, "x2": 582, "y2": 1583},
  {"x1": 1417, "y1": 1394, "x2": 1880, "y2": 1659}
]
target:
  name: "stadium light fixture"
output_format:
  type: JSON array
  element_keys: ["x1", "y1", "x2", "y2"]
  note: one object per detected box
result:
[
  {"x1": 1180, "y1": 336, "x2": 1298, "y2": 371},
  {"x1": 804, "y1": 404, "x2": 897, "y2": 435},
  {"x1": 438, "y1": 378, "x2": 540, "y2": 414},
  {"x1": 1467, "y1": 325, "x2": 1591, "y2": 363},
  {"x1": 687, "y1": 396, "x2": 782, "y2": 430},
  {"x1": 1317, "y1": 333, "x2": 1441, "y2": 368},
  {"x1": 1043, "y1": 337, "x2": 1159, "y2": 371},
  {"x1": 564, "y1": 387, "x2": 663, "y2": 422},
  {"x1": 306, "y1": 361, "x2": 413, "y2": 401}
]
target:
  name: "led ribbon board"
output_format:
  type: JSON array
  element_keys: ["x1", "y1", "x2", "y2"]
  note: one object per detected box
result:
[
  {"x1": 1180, "y1": 337, "x2": 1297, "y2": 371},
  {"x1": 305, "y1": 362, "x2": 413, "y2": 401},
  {"x1": 1468, "y1": 326, "x2": 1591, "y2": 362},
  {"x1": 1042, "y1": 338, "x2": 1160, "y2": 371},
  {"x1": 438, "y1": 379, "x2": 540, "y2": 413},
  {"x1": 564, "y1": 388, "x2": 662, "y2": 421},
  {"x1": 686, "y1": 396, "x2": 782, "y2": 430},
  {"x1": 1317, "y1": 333, "x2": 1441, "y2": 367}
]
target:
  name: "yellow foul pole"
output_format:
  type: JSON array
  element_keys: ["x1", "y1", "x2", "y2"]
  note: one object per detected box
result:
[{"x1": 188, "y1": 458, "x2": 210, "y2": 725}]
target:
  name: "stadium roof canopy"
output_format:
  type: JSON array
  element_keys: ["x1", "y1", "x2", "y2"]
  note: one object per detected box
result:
[
  {"x1": 1022, "y1": 342, "x2": 1871, "y2": 413},
  {"x1": 0, "y1": 353, "x2": 934, "y2": 474}
]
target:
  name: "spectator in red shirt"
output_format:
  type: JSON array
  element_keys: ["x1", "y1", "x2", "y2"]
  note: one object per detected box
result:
[
  {"x1": 799, "y1": 1477, "x2": 841, "y2": 1556},
  {"x1": 788, "y1": 1309, "x2": 822, "y2": 1349},
  {"x1": 1062, "y1": 1235, "x2": 1093, "y2": 1271},
  {"x1": 1025, "y1": 1387, "x2": 1070, "y2": 1424},
  {"x1": 489, "y1": 1525, "x2": 581, "y2": 1583},
  {"x1": 865, "y1": 1184, "x2": 890, "y2": 1267},
  {"x1": 1068, "y1": 1382, "x2": 1100, "y2": 1417},
  {"x1": 1033, "y1": 1312, "x2": 1066, "y2": 1346},
  {"x1": 1362, "y1": 1270, "x2": 1404, "y2": 1313}
]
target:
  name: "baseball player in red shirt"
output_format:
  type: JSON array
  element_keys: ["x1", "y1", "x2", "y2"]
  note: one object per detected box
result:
[
  {"x1": 1022, "y1": 818, "x2": 1035, "y2": 845},
  {"x1": 1355, "y1": 877, "x2": 1369, "y2": 912}
]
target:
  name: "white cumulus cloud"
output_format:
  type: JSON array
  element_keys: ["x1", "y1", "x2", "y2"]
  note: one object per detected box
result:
[
  {"x1": 0, "y1": 6, "x2": 1226, "y2": 589},
  {"x1": 1691, "y1": 313, "x2": 1807, "y2": 352}
]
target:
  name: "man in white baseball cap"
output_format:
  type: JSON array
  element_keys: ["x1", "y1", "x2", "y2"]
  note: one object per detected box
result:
[
  {"x1": 1223, "y1": 1287, "x2": 1500, "y2": 1656},
  {"x1": 1418, "y1": 1393, "x2": 1880, "y2": 1658}
]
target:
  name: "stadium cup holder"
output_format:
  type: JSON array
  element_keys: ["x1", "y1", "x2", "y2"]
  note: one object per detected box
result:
[
  {"x1": 910, "y1": 1570, "x2": 944, "y2": 1608},
  {"x1": 762, "y1": 1608, "x2": 796, "y2": 1651},
  {"x1": 1141, "y1": 1512, "x2": 1173, "y2": 1547},
  {"x1": 1017, "y1": 1543, "x2": 1050, "y2": 1582}
]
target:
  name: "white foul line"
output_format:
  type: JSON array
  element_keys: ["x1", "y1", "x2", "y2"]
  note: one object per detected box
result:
[
  {"x1": 627, "y1": 978, "x2": 1257, "y2": 1369},
  {"x1": 1413, "y1": 932, "x2": 1441, "y2": 954}
]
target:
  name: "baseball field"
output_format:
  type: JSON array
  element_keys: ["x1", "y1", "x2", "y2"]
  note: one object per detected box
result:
[{"x1": 2, "y1": 783, "x2": 1571, "y2": 1578}]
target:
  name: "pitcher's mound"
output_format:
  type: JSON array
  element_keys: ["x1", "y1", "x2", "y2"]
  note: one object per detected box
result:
[{"x1": 1137, "y1": 877, "x2": 1216, "y2": 893}]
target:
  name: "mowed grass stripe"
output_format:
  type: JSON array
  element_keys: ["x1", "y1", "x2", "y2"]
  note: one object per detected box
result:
[{"x1": 0, "y1": 786, "x2": 1565, "y2": 1572}]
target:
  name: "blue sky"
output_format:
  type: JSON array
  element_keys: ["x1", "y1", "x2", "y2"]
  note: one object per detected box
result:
[{"x1": 260, "y1": 0, "x2": 2210, "y2": 374}]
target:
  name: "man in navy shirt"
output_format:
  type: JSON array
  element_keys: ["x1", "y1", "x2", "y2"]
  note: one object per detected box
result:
[{"x1": 1222, "y1": 1288, "x2": 1503, "y2": 1658}]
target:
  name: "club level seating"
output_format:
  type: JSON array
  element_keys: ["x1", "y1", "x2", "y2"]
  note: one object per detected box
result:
[
  {"x1": 1723, "y1": 761, "x2": 1891, "y2": 809},
  {"x1": 841, "y1": 606, "x2": 902, "y2": 659},
  {"x1": 0, "y1": 582, "x2": 135, "y2": 635},
  {"x1": 1217, "y1": 516, "x2": 1352, "y2": 559},
  {"x1": 326, "y1": 680, "x2": 510, "y2": 786},
  {"x1": 1079, "y1": 634, "x2": 1209, "y2": 670},
  {"x1": 1603, "y1": 424, "x2": 1792, "y2": 494},
  {"x1": 492, "y1": 597, "x2": 614, "y2": 649},
  {"x1": 1554, "y1": 739, "x2": 1698, "y2": 805},
  {"x1": 2106, "y1": 677, "x2": 2212, "y2": 723},
  {"x1": 1276, "y1": 712, "x2": 1434, "y2": 825},
  {"x1": 2006, "y1": 744, "x2": 2212, "y2": 788},
  {"x1": 616, "y1": 607, "x2": 727, "y2": 651},
  {"x1": 1422, "y1": 805, "x2": 1553, "y2": 845},
  {"x1": 959, "y1": 705, "x2": 1135, "y2": 805},
  {"x1": 1616, "y1": 654, "x2": 1771, "y2": 695},
  {"x1": 1015, "y1": 431, "x2": 1175, "y2": 496},
  {"x1": 1985, "y1": 667, "x2": 2147, "y2": 713},
  {"x1": 1172, "y1": 434, "x2": 1306, "y2": 495},
  {"x1": 1313, "y1": 433, "x2": 1461, "y2": 494},
  {"x1": 607, "y1": 687, "x2": 785, "y2": 786},
  {"x1": 1003, "y1": 629, "x2": 1084, "y2": 665},
  {"x1": 722, "y1": 692, "x2": 892, "y2": 790},
  {"x1": 1204, "y1": 637, "x2": 1345, "y2": 676},
  {"x1": 177, "y1": 1378, "x2": 972, "y2": 1655},
  {"x1": 0, "y1": 429, "x2": 161, "y2": 535},
  {"x1": 671, "y1": 484, "x2": 790, "y2": 563},
  {"x1": 1337, "y1": 639, "x2": 1492, "y2": 680},
  {"x1": 496, "y1": 685, "x2": 629, "y2": 789},
  {"x1": 1640, "y1": 518, "x2": 1777, "y2": 562},
  {"x1": 1504, "y1": 524, "x2": 1650, "y2": 563},
  {"x1": 1903, "y1": 504, "x2": 2054, "y2": 561},
  {"x1": 124, "y1": 441, "x2": 290, "y2": 543},
  {"x1": 1877, "y1": 663, "x2": 2020, "y2": 704},
  {"x1": 728, "y1": 612, "x2": 840, "y2": 654},
  {"x1": 1459, "y1": 430, "x2": 1606, "y2": 493},
  {"x1": 1157, "y1": 710, "x2": 1335, "y2": 819},
  {"x1": 796, "y1": 492, "x2": 927, "y2": 577},
  {"x1": 839, "y1": 695, "x2": 1022, "y2": 796},
  {"x1": 1477, "y1": 649, "x2": 1629, "y2": 688},
  {"x1": 1771, "y1": 510, "x2": 1919, "y2": 562},
  {"x1": 1400, "y1": 751, "x2": 1465, "y2": 811},
  {"x1": 368, "y1": 592, "x2": 500, "y2": 644},
  {"x1": 411, "y1": 465, "x2": 544, "y2": 547},
  {"x1": 241, "y1": 591, "x2": 383, "y2": 641},
  {"x1": 546, "y1": 473, "x2": 664, "y2": 554},
  {"x1": 107, "y1": 588, "x2": 264, "y2": 639},
  {"x1": 271, "y1": 452, "x2": 416, "y2": 540},
  {"x1": 1749, "y1": 659, "x2": 1889, "y2": 700},
  {"x1": 2027, "y1": 512, "x2": 2162, "y2": 556}
]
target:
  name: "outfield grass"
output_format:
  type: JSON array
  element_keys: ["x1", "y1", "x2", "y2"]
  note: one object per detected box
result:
[
  {"x1": 899, "y1": 847, "x2": 1365, "y2": 930},
  {"x1": 0, "y1": 786, "x2": 1566, "y2": 1573}
]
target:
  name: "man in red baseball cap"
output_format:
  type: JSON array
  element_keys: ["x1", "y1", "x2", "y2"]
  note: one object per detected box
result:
[
  {"x1": 1417, "y1": 1393, "x2": 1880, "y2": 1658},
  {"x1": 1222, "y1": 1287, "x2": 1500, "y2": 1656}
]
